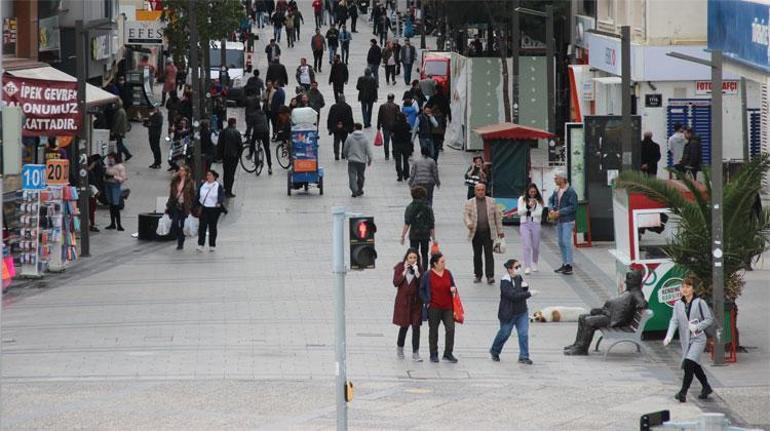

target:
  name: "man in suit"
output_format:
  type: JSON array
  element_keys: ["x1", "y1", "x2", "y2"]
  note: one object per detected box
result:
[{"x1": 464, "y1": 182, "x2": 504, "y2": 284}]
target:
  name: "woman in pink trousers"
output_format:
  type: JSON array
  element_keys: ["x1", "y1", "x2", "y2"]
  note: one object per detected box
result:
[{"x1": 517, "y1": 183, "x2": 544, "y2": 275}]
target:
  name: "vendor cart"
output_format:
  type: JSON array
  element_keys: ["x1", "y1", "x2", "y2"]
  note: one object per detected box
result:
[{"x1": 287, "y1": 128, "x2": 324, "y2": 196}]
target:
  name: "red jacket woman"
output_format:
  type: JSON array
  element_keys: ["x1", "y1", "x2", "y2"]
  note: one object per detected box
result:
[{"x1": 392, "y1": 248, "x2": 424, "y2": 362}]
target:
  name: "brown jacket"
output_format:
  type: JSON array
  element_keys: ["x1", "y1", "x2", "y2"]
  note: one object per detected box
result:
[
  {"x1": 166, "y1": 176, "x2": 196, "y2": 214},
  {"x1": 464, "y1": 196, "x2": 503, "y2": 240},
  {"x1": 392, "y1": 262, "x2": 423, "y2": 327}
]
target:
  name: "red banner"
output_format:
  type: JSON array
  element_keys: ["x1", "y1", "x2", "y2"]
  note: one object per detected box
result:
[{"x1": 2, "y1": 74, "x2": 81, "y2": 137}]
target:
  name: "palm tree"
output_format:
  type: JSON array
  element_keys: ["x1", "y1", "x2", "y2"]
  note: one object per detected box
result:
[{"x1": 616, "y1": 154, "x2": 770, "y2": 303}]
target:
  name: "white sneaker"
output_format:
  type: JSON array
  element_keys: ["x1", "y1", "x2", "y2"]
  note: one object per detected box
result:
[
  {"x1": 196, "y1": 245, "x2": 203, "y2": 252},
  {"x1": 209, "y1": 246, "x2": 216, "y2": 252},
  {"x1": 532, "y1": 264, "x2": 539, "y2": 272},
  {"x1": 524, "y1": 267, "x2": 531, "y2": 275}
]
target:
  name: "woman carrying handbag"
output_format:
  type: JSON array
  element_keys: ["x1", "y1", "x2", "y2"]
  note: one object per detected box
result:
[
  {"x1": 664, "y1": 277, "x2": 714, "y2": 403},
  {"x1": 195, "y1": 169, "x2": 226, "y2": 252}
]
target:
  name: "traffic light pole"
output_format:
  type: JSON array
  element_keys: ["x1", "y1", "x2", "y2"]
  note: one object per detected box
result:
[{"x1": 332, "y1": 206, "x2": 348, "y2": 431}]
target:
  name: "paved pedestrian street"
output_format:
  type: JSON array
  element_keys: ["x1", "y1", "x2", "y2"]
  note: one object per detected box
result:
[{"x1": 2, "y1": 2, "x2": 769, "y2": 430}]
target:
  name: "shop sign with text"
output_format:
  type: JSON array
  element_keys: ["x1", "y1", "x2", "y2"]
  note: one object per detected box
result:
[
  {"x1": 2, "y1": 75, "x2": 80, "y2": 136},
  {"x1": 695, "y1": 80, "x2": 738, "y2": 95}
]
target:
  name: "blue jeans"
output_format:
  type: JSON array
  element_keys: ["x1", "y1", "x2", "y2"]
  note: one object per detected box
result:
[
  {"x1": 490, "y1": 311, "x2": 530, "y2": 359},
  {"x1": 556, "y1": 221, "x2": 574, "y2": 265},
  {"x1": 367, "y1": 63, "x2": 379, "y2": 83},
  {"x1": 328, "y1": 46, "x2": 338, "y2": 63},
  {"x1": 361, "y1": 102, "x2": 374, "y2": 127}
]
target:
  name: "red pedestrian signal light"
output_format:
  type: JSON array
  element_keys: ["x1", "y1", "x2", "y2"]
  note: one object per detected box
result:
[{"x1": 349, "y1": 217, "x2": 377, "y2": 270}]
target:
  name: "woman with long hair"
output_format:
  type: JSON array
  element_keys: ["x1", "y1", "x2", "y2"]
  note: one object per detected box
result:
[
  {"x1": 392, "y1": 248, "x2": 424, "y2": 362},
  {"x1": 195, "y1": 169, "x2": 226, "y2": 252},
  {"x1": 464, "y1": 156, "x2": 487, "y2": 199},
  {"x1": 664, "y1": 277, "x2": 714, "y2": 403},
  {"x1": 166, "y1": 165, "x2": 195, "y2": 250},
  {"x1": 419, "y1": 252, "x2": 458, "y2": 363},
  {"x1": 103, "y1": 152, "x2": 127, "y2": 231},
  {"x1": 517, "y1": 183, "x2": 544, "y2": 274}
]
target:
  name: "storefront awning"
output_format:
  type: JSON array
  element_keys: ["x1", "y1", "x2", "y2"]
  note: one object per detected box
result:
[
  {"x1": 593, "y1": 76, "x2": 623, "y2": 85},
  {"x1": 473, "y1": 122, "x2": 555, "y2": 141},
  {"x1": 6, "y1": 66, "x2": 118, "y2": 108}
]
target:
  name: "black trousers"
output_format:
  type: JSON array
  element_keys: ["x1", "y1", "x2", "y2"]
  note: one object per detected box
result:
[
  {"x1": 393, "y1": 147, "x2": 410, "y2": 180},
  {"x1": 397, "y1": 325, "x2": 421, "y2": 352},
  {"x1": 410, "y1": 239, "x2": 429, "y2": 270},
  {"x1": 312, "y1": 50, "x2": 323, "y2": 71},
  {"x1": 223, "y1": 157, "x2": 238, "y2": 194},
  {"x1": 332, "y1": 84, "x2": 345, "y2": 101},
  {"x1": 197, "y1": 207, "x2": 221, "y2": 247},
  {"x1": 149, "y1": 133, "x2": 162, "y2": 166},
  {"x1": 249, "y1": 131, "x2": 272, "y2": 167},
  {"x1": 472, "y1": 230, "x2": 494, "y2": 278},
  {"x1": 385, "y1": 65, "x2": 396, "y2": 83},
  {"x1": 428, "y1": 307, "x2": 454, "y2": 357},
  {"x1": 681, "y1": 358, "x2": 710, "y2": 394},
  {"x1": 350, "y1": 15, "x2": 357, "y2": 32},
  {"x1": 333, "y1": 131, "x2": 348, "y2": 159},
  {"x1": 571, "y1": 313, "x2": 611, "y2": 352}
]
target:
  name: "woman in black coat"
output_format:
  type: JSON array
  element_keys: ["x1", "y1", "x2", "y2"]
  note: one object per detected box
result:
[{"x1": 489, "y1": 259, "x2": 534, "y2": 364}]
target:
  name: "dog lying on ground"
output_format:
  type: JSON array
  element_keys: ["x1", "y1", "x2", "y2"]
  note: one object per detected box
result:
[{"x1": 531, "y1": 306, "x2": 587, "y2": 323}]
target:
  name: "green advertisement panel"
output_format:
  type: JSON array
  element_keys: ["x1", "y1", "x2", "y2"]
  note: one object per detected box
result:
[
  {"x1": 518, "y1": 56, "x2": 548, "y2": 132},
  {"x1": 467, "y1": 58, "x2": 504, "y2": 150}
]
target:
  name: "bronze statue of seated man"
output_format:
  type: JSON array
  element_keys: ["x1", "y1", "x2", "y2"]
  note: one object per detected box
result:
[{"x1": 564, "y1": 270, "x2": 648, "y2": 356}]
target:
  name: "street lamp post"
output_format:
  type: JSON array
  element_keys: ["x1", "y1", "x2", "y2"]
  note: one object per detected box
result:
[
  {"x1": 511, "y1": 0, "x2": 519, "y2": 123},
  {"x1": 75, "y1": 18, "x2": 115, "y2": 257},
  {"x1": 514, "y1": 6, "x2": 554, "y2": 133},
  {"x1": 189, "y1": 1, "x2": 203, "y2": 183},
  {"x1": 666, "y1": 49, "x2": 725, "y2": 366}
]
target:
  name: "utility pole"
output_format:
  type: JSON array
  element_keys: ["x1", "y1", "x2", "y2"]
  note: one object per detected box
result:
[
  {"x1": 75, "y1": 20, "x2": 91, "y2": 257},
  {"x1": 511, "y1": 0, "x2": 519, "y2": 123},
  {"x1": 189, "y1": 1, "x2": 202, "y2": 183},
  {"x1": 740, "y1": 77, "x2": 749, "y2": 161},
  {"x1": 710, "y1": 50, "x2": 725, "y2": 366},
  {"x1": 620, "y1": 26, "x2": 632, "y2": 171},
  {"x1": 332, "y1": 207, "x2": 348, "y2": 430},
  {"x1": 666, "y1": 49, "x2": 725, "y2": 366}
]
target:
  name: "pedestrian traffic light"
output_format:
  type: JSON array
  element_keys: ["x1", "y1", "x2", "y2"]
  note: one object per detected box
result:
[{"x1": 349, "y1": 216, "x2": 377, "y2": 270}]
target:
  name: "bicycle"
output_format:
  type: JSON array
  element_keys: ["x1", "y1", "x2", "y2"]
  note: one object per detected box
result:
[
  {"x1": 240, "y1": 136, "x2": 265, "y2": 175},
  {"x1": 274, "y1": 137, "x2": 291, "y2": 170}
]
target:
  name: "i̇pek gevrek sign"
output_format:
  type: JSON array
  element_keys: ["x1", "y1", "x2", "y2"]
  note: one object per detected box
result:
[{"x1": 2, "y1": 74, "x2": 80, "y2": 136}]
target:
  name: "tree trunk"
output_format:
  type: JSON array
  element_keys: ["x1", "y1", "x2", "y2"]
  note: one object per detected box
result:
[
  {"x1": 485, "y1": 2, "x2": 511, "y2": 122},
  {"x1": 203, "y1": 37, "x2": 211, "y2": 117}
]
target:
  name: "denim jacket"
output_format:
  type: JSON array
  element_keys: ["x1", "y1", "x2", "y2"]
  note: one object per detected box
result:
[{"x1": 548, "y1": 186, "x2": 578, "y2": 223}]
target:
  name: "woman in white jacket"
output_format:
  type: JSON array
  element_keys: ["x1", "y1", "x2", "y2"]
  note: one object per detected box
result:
[
  {"x1": 517, "y1": 184, "x2": 543, "y2": 274},
  {"x1": 664, "y1": 277, "x2": 714, "y2": 403}
]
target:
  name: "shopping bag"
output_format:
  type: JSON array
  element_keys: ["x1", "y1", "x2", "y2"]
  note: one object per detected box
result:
[
  {"x1": 373, "y1": 130, "x2": 383, "y2": 147},
  {"x1": 493, "y1": 237, "x2": 506, "y2": 254},
  {"x1": 453, "y1": 291, "x2": 465, "y2": 324},
  {"x1": 183, "y1": 215, "x2": 199, "y2": 237},
  {"x1": 156, "y1": 214, "x2": 172, "y2": 236},
  {"x1": 430, "y1": 242, "x2": 440, "y2": 256}
]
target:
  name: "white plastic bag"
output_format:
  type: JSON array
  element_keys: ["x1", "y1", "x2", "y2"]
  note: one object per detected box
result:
[
  {"x1": 156, "y1": 214, "x2": 172, "y2": 236},
  {"x1": 493, "y1": 237, "x2": 507, "y2": 254},
  {"x1": 183, "y1": 215, "x2": 199, "y2": 237}
]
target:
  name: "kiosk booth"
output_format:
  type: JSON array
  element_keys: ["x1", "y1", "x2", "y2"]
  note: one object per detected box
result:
[
  {"x1": 609, "y1": 181, "x2": 735, "y2": 360},
  {"x1": 473, "y1": 122, "x2": 555, "y2": 223}
]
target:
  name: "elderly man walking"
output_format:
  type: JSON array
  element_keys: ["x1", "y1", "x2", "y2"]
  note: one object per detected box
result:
[
  {"x1": 464, "y1": 183, "x2": 504, "y2": 284},
  {"x1": 343, "y1": 123, "x2": 373, "y2": 197}
]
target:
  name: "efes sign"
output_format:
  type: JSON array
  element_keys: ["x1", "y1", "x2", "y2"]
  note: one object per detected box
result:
[
  {"x1": 708, "y1": 0, "x2": 770, "y2": 72},
  {"x1": 125, "y1": 20, "x2": 165, "y2": 45}
]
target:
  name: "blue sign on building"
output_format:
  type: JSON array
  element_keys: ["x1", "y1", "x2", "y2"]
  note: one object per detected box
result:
[{"x1": 708, "y1": 0, "x2": 770, "y2": 72}]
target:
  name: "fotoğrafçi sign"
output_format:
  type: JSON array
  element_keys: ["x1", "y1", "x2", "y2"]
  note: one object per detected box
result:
[
  {"x1": 708, "y1": 0, "x2": 770, "y2": 72},
  {"x1": 1, "y1": 75, "x2": 81, "y2": 137}
]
